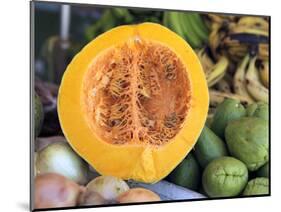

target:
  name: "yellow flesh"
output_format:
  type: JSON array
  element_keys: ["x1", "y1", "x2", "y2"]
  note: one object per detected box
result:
[
  {"x1": 58, "y1": 23, "x2": 209, "y2": 183},
  {"x1": 83, "y1": 39, "x2": 191, "y2": 146}
]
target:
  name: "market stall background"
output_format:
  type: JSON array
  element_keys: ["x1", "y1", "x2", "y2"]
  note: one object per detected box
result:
[{"x1": 33, "y1": 1, "x2": 269, "y2": 210}]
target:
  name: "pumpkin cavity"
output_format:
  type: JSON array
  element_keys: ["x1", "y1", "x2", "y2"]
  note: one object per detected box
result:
[{"x1": 82, "y1": 38, "x2": 191, "y2": 146}]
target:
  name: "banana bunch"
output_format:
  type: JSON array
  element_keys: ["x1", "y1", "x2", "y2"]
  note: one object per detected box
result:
[
  {"x1": 163, "y1": 11, "x2": 209, "y2": 48},
  {"x1": 207, "y1": 15, "x2": 269, "y2": 62},
  {"x1": 233, "y1": 54, "x2": 269, "y2": 103},
  {"x1": 196, "y1": 48, "x2": 229, "y2": 87},
  {"x1": 85, "y1": 8, "x2": 163, "y2": 41}
]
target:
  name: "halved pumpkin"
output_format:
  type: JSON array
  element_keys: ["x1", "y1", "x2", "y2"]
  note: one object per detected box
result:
[{"x1": 58, "y1": 23, "x2": 209, "y2": 183}]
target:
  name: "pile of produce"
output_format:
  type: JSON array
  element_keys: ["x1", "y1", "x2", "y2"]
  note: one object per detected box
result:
[{"x1": 34, "y1": 8, "x2": 269, "y2": 210}]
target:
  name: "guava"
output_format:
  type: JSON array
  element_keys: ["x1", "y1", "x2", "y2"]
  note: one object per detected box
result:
[
  {"x1": 225, "y1": 117, "x2": 268, "y2": 171},
  {"x1": 202, "y1": 156, "x2": 248, "y2": 197},
  {"x1": 211, "y1": 98, "x2": 246, "y2": 139},
  {"x1": 243, "y1": 177, "x2": 269, "y2": 196}
]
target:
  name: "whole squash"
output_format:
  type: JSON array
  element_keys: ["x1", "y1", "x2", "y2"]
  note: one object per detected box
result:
[{"x1": 58, "y1": 23, "x2": 209, "y2": 183}]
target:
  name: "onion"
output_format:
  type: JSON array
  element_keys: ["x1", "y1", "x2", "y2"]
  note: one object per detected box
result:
[
  {"x1": 117, "y1": 188, "x2": 161, "y2": 203},
  {"x1": 35, "y1": 136, "x2": 66, "y2": 152},
  {"x1": 36, "y1": 142, "x2": 88, "y2": 184},
  {"x1": 34, "y1": 173, "x2": 84, "y2": 209},
  {"x1": 85, "y1": 176, "x2": 129, "y2": 201},
  {"x1": 78, "y1": 191, "x2": 108, "y2": 206}
]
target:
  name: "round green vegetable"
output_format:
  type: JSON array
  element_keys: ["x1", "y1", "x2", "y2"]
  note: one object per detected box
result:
[
  {"x1": 194, "y1": 126, "x2": 228, "y2": 168},
  {"x1": 211, "y1": 98, "x2": 246, "y2": 139},
  {"x1": 225, "y1": 117, "x2": 268, "y2": 171},
  {"x1": 246, "y1": 102, "x2": 268, "y2": 120},
  {"x1": 168, "y1": 153, "x2": 201, "y2": 190},
  {"x1": 202, "y1": 156, "x2": 248, "y2": 197},
  {"x1": 256, "y1": 163, "x2": 269, "y2": 178},
  {"x1": 243, "y1": 177, "x2": 269, "y2": 196},
  {"x1": 35, "y1": 93, "x2": 44, "y2": 137}
]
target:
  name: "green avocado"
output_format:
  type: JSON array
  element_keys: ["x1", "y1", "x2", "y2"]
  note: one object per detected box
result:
[{"x1": 168, "y1": 153, "x2": 201, "y2": 190}]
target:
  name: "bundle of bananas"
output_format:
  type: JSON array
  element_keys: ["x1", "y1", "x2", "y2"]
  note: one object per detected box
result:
[
  {"x1": 85, "y1": 8, "x2": 163, "y2": 41},
  {"x1": 193, "y1": 14, "x2": 269, "y2": 114},
  {"x1": 163, "y1": 11, "x2": 210, "y2": 48},
  {"x1": 207, "y1": 15, "x2": 269, "y2": 62}
]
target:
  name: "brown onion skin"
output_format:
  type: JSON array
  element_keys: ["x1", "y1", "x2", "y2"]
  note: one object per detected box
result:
[
  {"x1": 34, "y1": 173, "x2": 85, "y2": 209},
  {"x1": 116, "y1": 188, "x2": 161, "y2": 203}
]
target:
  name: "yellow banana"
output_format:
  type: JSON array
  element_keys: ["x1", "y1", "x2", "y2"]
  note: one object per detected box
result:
[
  {"x1": 245, "y1": 56, "x2": 269, "y2": 102},
  {"x1": 207, "y1": 56, "x2": 229, "y2": 87},
  {"x1": 209, "y1": 89, "x2": 252, "y2": 107},
  {"x1": 230, "y1": 25, "x2": 269, "y2": 36},
  {"x1": 259, "y1": 43, "x2": 269, "y2": 60},
  {"x1": 216, "y1": 78, "x2": 231, "y2": 93},
  {"x1": 257, "y1": 60, "x2": 269, "y2": 88},
  {"x1": 238, "y1": 16, "x2": 269, "y2": 31},
  {"x1": 197, "y1": 48, "x2": 215, "y2": 76},
  {"x1": 209, "y1": 22, "x2": 225, "y2": 59},
  {"x1": 233, "y1": 54, "x2": 255, "y2": 102}
]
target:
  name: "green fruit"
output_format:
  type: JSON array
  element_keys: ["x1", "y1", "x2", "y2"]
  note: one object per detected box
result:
[
  {"x1": 202, "y1": 157, "x2": 248, "y2": 197},
  {"x1": 225, "y1": 117, "x2": 268, "y2": 171},
  {"x1": 35, "y1": 93, "x2": 44, "y2": 137},
  {"x1": 168, "y1": 153, "x2": 201, "y2": 190},
  {"x1": 256, "y1": 163, "x2": 269, "y2": 178},
  {"x1": 243, "y1": 177, "x2": 269, "y2": 196},
  {"x1": 194, "y1": 126, "x2": 228, "y2": 168},
  {"x1": 211, "y1": 98, "x2": 246, "y2": 139},
  {"x1": 246, "y1": 103, "x2": 258, "y2": 116},
  {"x1": 246, "y1": 102, "x2": 268, "y2": 120}
]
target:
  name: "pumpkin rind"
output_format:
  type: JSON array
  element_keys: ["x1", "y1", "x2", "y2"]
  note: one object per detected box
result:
[{"x1": 58, "y1": 23, "x2": 209, "y2": 183}]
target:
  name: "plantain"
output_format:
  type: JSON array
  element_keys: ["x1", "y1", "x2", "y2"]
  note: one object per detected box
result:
[
  {"x1": 233, "y1": 54, "x2": 255, "y2": 102},
  {"x1": 257, "y1": 60, "x2": 269, "y2": 88},
  {"x1": 238, "y1": 16, "x2": 269, "y2": 31},
  {"x1": 229, "y1": 25, "x2": 269, "y2": 36},
  {"x1": 245, "y1": 56, "x2": 269, "y2": 102},
  {"x1": 216, "y1": 78, "x2": 231, "y2": 93},
  {"x1": 207, "y1": 56, "x2": 229, "y2": 87},
  {"x1": 209, "y1": 89, "x2": 252, "y2": 107},
  {"x1": 197, "y1": 48, "x2": 215, "y2": 77}
]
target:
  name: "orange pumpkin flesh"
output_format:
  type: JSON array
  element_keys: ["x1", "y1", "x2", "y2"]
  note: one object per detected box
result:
[{"x1": 58, "y1": 23, "x2": 209, "y2": 183}]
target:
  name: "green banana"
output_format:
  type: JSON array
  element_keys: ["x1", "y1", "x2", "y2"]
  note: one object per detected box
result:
[
  {"x1": 245, "y1": 56, "x2": 269, "y2": 102},
  {"x1": 178, "y1": 12, "x2": 203, "y2": 48},
  {"x1": 188, "y1": 13, "x2": 209, "y2": 42},
  {"x1": 166, "y1": 12, "x2": 186, "y2": 39},
  {"x1": 163, "y1": 12, "x2": 170, "y2": 27},
  {"x1": 233, "y1": 54, "x2": 255, "y2": 102}
]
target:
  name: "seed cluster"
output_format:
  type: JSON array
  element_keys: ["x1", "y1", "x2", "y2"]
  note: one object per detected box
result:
[{"x1": 83, "y1": 39, "x2": 191, "y2": 146}]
